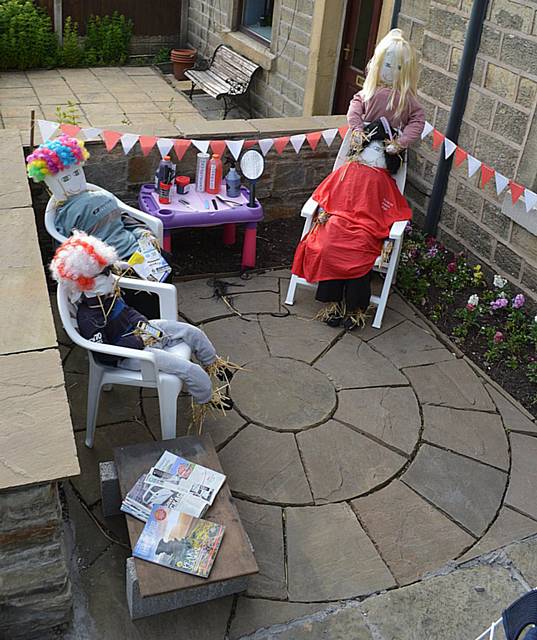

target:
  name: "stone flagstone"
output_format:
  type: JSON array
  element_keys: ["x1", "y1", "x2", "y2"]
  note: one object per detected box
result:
[
  {"x1": 286, "y1": 503, "x2": 396, "y2": 601},
  {"x1": 404, "y1": 359, "x2": 495, "y2": 411},
  {"x1": 422, "y1": 405, "x2": 509, "y2": 470},
  {"x1": 297, "y1": 420, "x2": 406, "y2": 503},
  {"x1": 202, "y1": 316, "x2": 269, "y2": 366},
  {"x1": 219, "y1": 424, "x2": 313, "y2": 504},
  {"x1": 335, "y1": 387, "x2": 420, "y2": 454},
  {"x1": 229, "y1": 291, "x2": 281, "y2": 315},
  {"x1": 177, "y1": 278, "x2": 235, "y2": 323},
  {"x1": 504, "y1": 537, "x2": 537, "y2": 587},
  {"x1": 486, "y1": 383, "x2": 537, "y2": 435},
  {"x1": 505, "y1": 432, "x2": 537, "y2": 520},
  {"x1": 231, "y1": 358, "x2": 336, "y2": 431},
  {"x1": 316, "y1": 334, "x2": 407, "y2": 389},
  {"x1": 402, "y1": 444, "x2": 507, "y2": 536},
  {"x1": 352, "y1": 480, "x2": 474, "y2": 585}
]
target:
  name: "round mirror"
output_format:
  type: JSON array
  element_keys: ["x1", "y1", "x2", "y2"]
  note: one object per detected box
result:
[{"x1": 240, "y1": 150, "x2": 265, "y2": 180}]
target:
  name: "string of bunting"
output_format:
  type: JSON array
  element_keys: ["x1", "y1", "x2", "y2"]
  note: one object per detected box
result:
[{"x1": 37, "y1": 118, "x2": 536, "y2": 213}]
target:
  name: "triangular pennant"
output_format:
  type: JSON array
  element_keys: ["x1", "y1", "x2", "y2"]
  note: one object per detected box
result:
[
  {"x1": 259, "y1": 138, "x2": 274, "y2": 156},
  {"x1": 81, "y1": 127, "x2": 102, "y2": 141},
  {"x1": 60, "y1": 123, "x2": 81, "y2": 137},
  {"x1": 120, "y1": 133, "x2": 139, "y2": 155},
  {"x1": 157, "y1": 138, "x2": 174, "y2": 158},
  {"x1": 290, "y1": 133, "x2": 306, "y2": 153},
  {"x1": 454, "y1": 147, "x2": 468, "y2": 167},
  {"x1": 306, "y1": 131, "x2": 322, "y2": 151},
  {"x1": 480, "y1": 164, "x2": 495, "y2": 189},
  {"x1": 210, "y1": 140, "x2": 227, "y2": 156},
  {"x1": 421, "y1": 121, "x2": 434, "y2": 140},
  {"x1": 524, "y1": 189, "x2": 537, "y2": 213},
  {"x1": 444, "y1": 138, "x2": 457, "y2": 159},
  {"x1": 173, "y1": 138, "x2": 191, "y2": 161},
  {"x1": 432, "y1": 129, "x2": 445, "y2": 150},
  {"x1": 273, "y1": 136, "x2": 290, "y2": 154},
  {"x1": 226, "y1": 139, "x2": 244, "y2": 161},
  {"x1": 494, "y1": 172, "x2": 509, "y2": 196},
  {"x1": 243, "y1": 139, "x2": 257, "y2": 150},
  {"x1": 37, "y1": 119, "x2": 59, "y2": 142},
  {"x1": 102, "y1": 130, "x2": 122, "y2": 152},
  {"x1": 338, "y1": 125, "x2": 349, "y2": 139},
  {"x1": 139, "y1": 135, "x2": 158, "y2": 156},
  {"x1": 467, "y1": 155, "x2": 482, "y2": 178},
  {"x1": 322, "y1": 128, "x2": 338, "y2": 147},
  {"x1": 510, "y1": 181, "x2": 524, "y2": 204},
  {"x1": 192, "y1": 139, "x2": 210, "y2": 153}
]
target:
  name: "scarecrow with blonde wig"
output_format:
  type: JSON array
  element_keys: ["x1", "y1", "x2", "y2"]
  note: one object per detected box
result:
[
  {"x1": 50, "y1": 231, "x2": 239, "y2": 431},
  {"x1": 292, "y1": 29, "x2": 425, "y2": 330}
]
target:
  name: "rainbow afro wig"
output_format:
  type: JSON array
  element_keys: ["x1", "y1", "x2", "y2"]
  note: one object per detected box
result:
[{"x1": 26, "y1": 135, "x2": 90, "y2": 183}]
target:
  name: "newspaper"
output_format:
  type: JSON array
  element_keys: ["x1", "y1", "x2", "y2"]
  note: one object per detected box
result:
[{"x1": 128, "y1": 234, "x2": 171, "y2": 282}]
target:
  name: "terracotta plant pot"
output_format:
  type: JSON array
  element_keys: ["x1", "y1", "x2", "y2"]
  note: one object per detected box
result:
[{"x1": 170, "y1": 48, "x2": 196, "y2": 80}]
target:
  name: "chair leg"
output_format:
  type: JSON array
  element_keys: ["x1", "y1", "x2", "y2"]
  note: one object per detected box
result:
[
  {"x1": 222, "y1": 95, "x2": 230, "y2": 120},
  {"x1": 157, "y1": 378, "x2": 181, "y2": 440},
  {"x1": 86, "y1": 361, "x2": 105, "y2": 448},
  {"x1": 189, "y1": 81, "x2": 195, "y2": 101},
  {"x1": 284, "y1": 274, "x2": 299, "y2": 306}
]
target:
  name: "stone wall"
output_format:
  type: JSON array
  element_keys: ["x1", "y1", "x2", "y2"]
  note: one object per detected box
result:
[
  {"x1": 401, "y1": 0, "x2": 537, "y2": 299},
  {"x1": 186, "y1": 0, "x2": 315, "y2": 117}
]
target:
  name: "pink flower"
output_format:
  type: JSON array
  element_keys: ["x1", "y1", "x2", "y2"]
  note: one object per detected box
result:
[
  {"x1": 493, "y1": 331, "x2": 504, "y2": 344},
  {"x1": 466, "y1": 304, "x2": 476, "y2": 311},
  {"x1": 490, "y1": 297, "x2": 508, "y2": 310},
  {"x1": 447, "y1": 262, "x2": 457, "y2": 273},
  {"x1": 427, "y1": 246, "x2": 439, "y2": 258},
  {"x1": 512, "y1": 294, "x2": 525, "y2": 309}
]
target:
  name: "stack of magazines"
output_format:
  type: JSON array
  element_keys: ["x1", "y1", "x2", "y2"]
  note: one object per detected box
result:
[{"x1": 122, "y1": 451, "x2": 227, "y2": 578}]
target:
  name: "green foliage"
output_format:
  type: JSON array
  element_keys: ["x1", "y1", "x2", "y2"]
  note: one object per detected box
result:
[
  {"x1": 55, "y1": 100, "x2": 81, "y2": 125},
  {"x1": 0, "y1": 0, "x2": 58, "y2": 70},
  {"x1": 84, "y1": 12, "x2": 133, "y2": 66},
  {"x1": 59, "y1": 16, "x2": 84, "y2": 67},
  {"x1": 153, "y1": 47, "x2": 171, "y2": 64}
]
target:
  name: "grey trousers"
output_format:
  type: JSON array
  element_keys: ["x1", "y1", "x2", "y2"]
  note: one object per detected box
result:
[{"x1": 119, "y1": 320, "x2": 217, "y2": 404}]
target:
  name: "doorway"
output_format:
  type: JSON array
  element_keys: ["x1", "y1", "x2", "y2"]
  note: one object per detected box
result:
[{"x1": 333, "y1": 0, "x2": 383, "y2": 114}]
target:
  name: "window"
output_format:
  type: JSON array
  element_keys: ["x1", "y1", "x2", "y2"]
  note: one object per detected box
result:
[{"x1": 239, "y1": 0, "x2": 275, "y2": 44}]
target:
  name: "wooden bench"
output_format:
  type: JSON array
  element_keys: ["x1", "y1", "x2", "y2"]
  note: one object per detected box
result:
[{"x1": 185, "y1": 44, "x2": 260, "y2": 118}]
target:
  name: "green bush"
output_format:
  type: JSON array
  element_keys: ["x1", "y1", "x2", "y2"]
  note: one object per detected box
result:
[
  {"x1": 59, "y1": 16, "x2": 83, "y2": 67},
  {"x1": 84, "y1": 11, "x2": 133, "y2": 66},
  {"x1": 0, "y1": 0, "x2": 58, "y2": 70}
]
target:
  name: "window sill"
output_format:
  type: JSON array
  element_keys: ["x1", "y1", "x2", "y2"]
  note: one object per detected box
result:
[{"x1": 221, "y1": 29, "x2": 276, "y2": 71}]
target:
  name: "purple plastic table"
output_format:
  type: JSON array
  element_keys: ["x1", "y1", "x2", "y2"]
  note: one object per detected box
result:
[{"x1": 138, "y1": 184, "x2": 264, "y2": 271}]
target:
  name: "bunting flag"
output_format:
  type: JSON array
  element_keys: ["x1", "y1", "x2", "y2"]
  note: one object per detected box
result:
[
  {"x1": 81, "y1": 127, "x2": 102, "y2": 141},
  {"x1": 243, "y1": 139, "x2": 258, "y2": 150},
  {"x1": 454, "y1": 147, "x2": 468, "y2": 168},
  {"x1": 139, "y1": 135, "x2": 157, "y2": 156},
  {"x1": 306, "y1": 131, "x2": 322, "y2": 151},
  {"x1": 102, "y1": 130, "x2": 122, "y2": 152},
  {"x1": 290, "y1": 133, "x2": 306, "y2": 153},
  {"x1": 510, "y1": 181, "x2": 525, "y2": 204},
  {"x1": 60, "y1": 123, "x2": 81, "y2": 137},
  {"x1": 338, "y1": 125, "x2": 349, "y2": 139},
  {"x1": 173, "y1": 138, "x2": 191, "y2": 161},
  {"x1": 467, "y1": 155, "x2": 482, "y2": 178},
  {"x1": 37, "y1": 119, "x2": 59, "y2": 142},
  {"x1": 226, "y1": 139, "x2": 244, "y2": 160},
  {"x1": 120, "y1": 133, "x2": 139, "y2": 155},
  {"x1": 210, "y1": 140, "x2": 227, "y2": 156},
  {"x1": 157, "y1": 138, "x2": 174, "y2": 158},
  {"x1": 322, "y1": 128, "x2": 338, "y2": 147},
  {"x1": 481, "y1": 164, "x2": 495, "y2": 189},
  {"x1": 273, "y1": 136, "x2": 290, "y2": 154},
  {"x1": 192, "y1": 139, "x2": 210, "y2": 153},
  {"x1": 444, "y1": 138, "x2": 457, "y2": 159},
  {"x1": 259, "y1": 138, "x2": 274, "y2": 156},
  {"x1": 432, "y1": 129, "x2": 445, "y2": 150},
  {"x1": 524, "y1": 189, "x2": 537, "y2": 213},
  {"x1": 495, "y1": 172, "x2": 509, "y2": 196},
  {"x1": 421, "y1": 121, "x2": 434, "y2": 140}
]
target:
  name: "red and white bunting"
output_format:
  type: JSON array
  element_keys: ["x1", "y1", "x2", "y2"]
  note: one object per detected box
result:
[
  {"x1": 306, "y1": 131, "x2": 322, "y2": 151},
  {"x1": 467, "y1": 155, "x2": 482, "y2": 178},
  {"x1": 226, "y1": 139, "x2": 244, "y2": 161},
  {"x1": 37, "y1": 119, "x2": 59, "y2": 142},
  {"x1": 120, "y1": 133, "x2": 139, "y2": 155},
  {"x1": 444, "y1": 138, "x2": 457, "y2": 159},
  {"x1": 273, "y1": 136, "x2": 290, "y2": 154},
  {"x1": 173, "y1": 139, "x2": 191, "y2": 161},
  {"x1": 510, "y1": 181, "x2": 524, "y2": 204},
  {"x1": 157, "y1": 138, "x2": 174, "y2": 158},
  {"x1": 494, "y1": 172, "x2": 509, "y2": 196},
  {"x1": 290, "y1": 133, "x2": 306, "y2": 153},
  {"x1": 421, "y1": 121, "x2": 434, "y2": 139},
  {"x1": 192, "y1": 139, "x2": 210, "y2": 153},
  {"x1": 60, "y1": 123, "x2": 81, "y2": 137},
  {"x1": 102, "y1": 130, "x2": 122, "y2": 152},
  {"x1": 81, "y1": 127, "x2": 102, "y2": 141},
  {"x1": 139, "y1": 135, "x2": 157, "y2": 156},
  {"x1": 524, "y1": 189, "x2": 537, "y2": 213},
  {"x1": 322, "y1": 128, "x2": 338, "y2": 147},
  {"x1": 259, "y1": 138, "x2": 274, "y2": 156}
]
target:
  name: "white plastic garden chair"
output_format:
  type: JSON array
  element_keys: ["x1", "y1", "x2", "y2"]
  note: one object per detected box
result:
[
  {"x1": 57, "y1": 276, "x2": 190, "y2": 448},
  {"x1": 45, "y1": 182, "x2": 163, "y2": 245},
  {"x1": 284, "y1": 128, "x2": 408, "y2": 329}
]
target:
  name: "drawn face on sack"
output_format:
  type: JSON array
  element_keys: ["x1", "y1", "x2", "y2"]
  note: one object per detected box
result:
[
  {"x1": 357, "y1": 140, "x2": 387, "y2": 169},
  {"x1": 380, "y1": 46, "x2": 400, "y2": 85},
  {"x1": 45, "y1": 165, "x2": 87, "y2": 200}
]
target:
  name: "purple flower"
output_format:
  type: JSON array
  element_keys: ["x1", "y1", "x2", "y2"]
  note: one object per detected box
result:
[
  {"x1": 404, "y1": 223, "x2": 413, "y2": 235},
  {"x1": 512, "y1": 294, "x2": 525, "y2": 309},
  {"x1": 447, "y1": 261, "x2": 457, "y2": 273},
  {"x1": 490, "y1": 297, "x2": 508, "y2": 310},
  {"x1": 493, "y1": 331, "x2": 504, "y2": 344},
  {"x1": 427, "y1": 246, "x2": 439, "y2": 258}
]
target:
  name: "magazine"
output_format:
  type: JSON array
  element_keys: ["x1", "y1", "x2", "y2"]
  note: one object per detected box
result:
[
  {"x1": 144, "y1": 451, "x2": 226, "y2": 506},
  {"x1": 133, "y1": 506, "x2": 225, "y2": 578},
  {"x1": 128, "y1": 234, "x2": 171, "y2": 282},
  {"x1": 120, "y1": 474, "x2": 208, "y2": 522}
]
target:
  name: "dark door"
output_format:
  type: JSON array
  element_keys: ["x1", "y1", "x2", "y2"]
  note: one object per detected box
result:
[{"x1": 333, "y1": 0, "x2": 383, "y2": 115}]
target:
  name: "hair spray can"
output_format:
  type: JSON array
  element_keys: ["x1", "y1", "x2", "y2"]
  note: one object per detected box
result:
[{"x1": 195, "y1": 152, "x2": 210, "y2": 192}]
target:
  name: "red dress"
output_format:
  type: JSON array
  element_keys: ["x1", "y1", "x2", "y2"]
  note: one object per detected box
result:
[{"x1": 292, "y1": 161, "x2": 412, "y2": 282}]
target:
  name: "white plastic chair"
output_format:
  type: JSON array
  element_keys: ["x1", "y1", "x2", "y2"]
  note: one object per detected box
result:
[
  {"x1": 45, "y1": 182, "x2": 163, "y2": 245},
  {"x1": 284, "y1": 129, "x2": 408, "y2": 329},
  {"x1": 57, "y1": 276, "x2": 191, "y2": 447}
]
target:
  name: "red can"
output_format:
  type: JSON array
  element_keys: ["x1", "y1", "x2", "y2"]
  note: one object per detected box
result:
[
  {"x1": 158, "y1": 181, "x2": 171, "y2": 204},
  {"x1": 175, "y1": 175, "x2": 190, "y2": 194}
]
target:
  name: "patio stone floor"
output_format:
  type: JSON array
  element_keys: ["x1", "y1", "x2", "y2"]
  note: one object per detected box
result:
[{"x1": 49, "y1": 270, "x2": 537, "y2": 639}]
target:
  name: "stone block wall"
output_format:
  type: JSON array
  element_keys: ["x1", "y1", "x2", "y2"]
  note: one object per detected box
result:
[
  {"x1": 186, "y1": 0, "x2": 315, "y2": 117},
  {"x1": 402, "y1": 0, "x2": 537, "y2": 299}
]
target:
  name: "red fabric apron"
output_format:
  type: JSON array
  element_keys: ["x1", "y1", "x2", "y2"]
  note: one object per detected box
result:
[{"x1": 292, "y1": 162, "x2": 412, "y2": 282}]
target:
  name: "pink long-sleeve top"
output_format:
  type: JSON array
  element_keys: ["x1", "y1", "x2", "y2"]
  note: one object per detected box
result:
[{"x1": 347, "y1": 87, "x2": 425, "y2": 148}]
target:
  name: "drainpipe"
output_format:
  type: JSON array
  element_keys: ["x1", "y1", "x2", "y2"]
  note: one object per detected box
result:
[
  {"x1": 54, "y1": 0, "x2": 62, "y2": 45},
  {"x1": 423, "y1": 0, "x2": 490, "y2": 236},
  {"x1": 390, "y1": 0, "x2": 402, "y2": 29}
]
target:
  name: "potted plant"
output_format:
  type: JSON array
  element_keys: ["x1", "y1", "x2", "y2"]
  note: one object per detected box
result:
[{"x1": 170, "y1": 48, "x2": 197, "y2": 80}]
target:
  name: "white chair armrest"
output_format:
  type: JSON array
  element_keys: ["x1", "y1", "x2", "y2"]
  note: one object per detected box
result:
[
  {"x1": 389, "y1": 220, "x2": 409, "y2": 240},
  {"x1": 301, "y1": 197, "x2": 319, "y2": 219},
  {"x1": 44, "y1": 198, "x2": 68, "y2": 243},
  {"x1": 118, "y1": 277, "x2": 178, "y2": 321}
]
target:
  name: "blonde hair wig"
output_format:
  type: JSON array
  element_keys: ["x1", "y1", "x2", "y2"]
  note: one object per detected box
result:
[{"x1": 361, "y1": 29, "x2": 418, "y2": 119}]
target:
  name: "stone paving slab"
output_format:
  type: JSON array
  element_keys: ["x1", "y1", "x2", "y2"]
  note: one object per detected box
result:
[
  {"x1": 230, "y1": 291, "x2": 281, "y2": 315},
  {"x1": 234, "y1": 499, "x2": 286, "y2": 599},
  {"x1": 505, "y1": 432, "x2": 537, "y2": 520},
  {"x1": 404, "y1": 359, "x2": 496, "y2": 411},
  {"x1": 422, "y1": 405, "x2": 509, "y2": 470},
  {"x1": 286, "y1": 503, "x2": 396, "y2": 601},
  {"x1": 402, "y1": 444, "x2": 507, "y2": 536},
  {"x1": 231, "y1": 358, "x2": 336, "y2": 431},
  {"x1": 486, "y1": 383, "x2": 537, "y2": 435},
  {"x1": 202, "y1": 316, "x2": 270, "y2": 366},
  {"x1": 335, "y1": 387, "x2": 420, "y2": 455},
  {"x1": 316, "y1": 334, "x2": 407, "y2": 389},
  {"x1": 297, "y1": 420, "x2": 406, "y2": 503},
  {"x1": 219, "y1": 424, "x2": 313, "y2": 504},
  {"x1": 504, "y1": 536, "x2": 537, "y2": 587},
  {"x1": 352, "y1": 480, "x2": 474, "y2": 585}
]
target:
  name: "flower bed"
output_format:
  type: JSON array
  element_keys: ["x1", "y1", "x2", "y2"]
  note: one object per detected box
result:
[{"x1": 397, "y1": 227, "x2": 537, "y2": 416}]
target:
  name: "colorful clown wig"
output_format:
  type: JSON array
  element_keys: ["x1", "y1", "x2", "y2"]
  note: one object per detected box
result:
[
  {"x1": 50, "y1": 231, "x2": 118, "y2": 299},
  {"x1": 26, "y1": 135, "x2": 90, "y2": 183}
]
